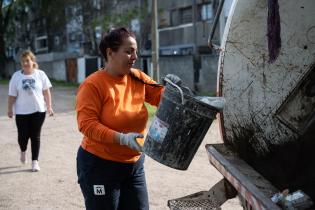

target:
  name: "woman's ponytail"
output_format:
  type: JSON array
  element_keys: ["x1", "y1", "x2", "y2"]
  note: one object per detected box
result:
[{"x1": 33, "y1": 62, "x2": 39, "y2": 69}]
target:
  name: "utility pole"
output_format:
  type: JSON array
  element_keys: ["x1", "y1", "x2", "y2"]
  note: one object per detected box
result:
[
  {"x1": 151, "y1": 0, "x2": 159, "y2": 82},
  {"x1": 192, "y1": 0, "x2": 200, "y2": 91}
]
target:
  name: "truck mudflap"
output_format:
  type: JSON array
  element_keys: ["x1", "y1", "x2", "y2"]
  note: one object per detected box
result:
[{"x1": 206, "y1": 144, "x2": 281, "y2": 210}]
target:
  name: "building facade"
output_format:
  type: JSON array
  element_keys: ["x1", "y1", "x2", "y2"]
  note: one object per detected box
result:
[
  {"x1": 140, "y1": 0, "x2": 224, "y2": 92},
  {"x1": 6, "y1": 0, "x2": 233, "y2": 93}
]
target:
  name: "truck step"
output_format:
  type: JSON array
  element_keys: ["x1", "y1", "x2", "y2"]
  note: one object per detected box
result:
[{"x1": 168, "y1": 190, "x2": 221, "y2": 210}]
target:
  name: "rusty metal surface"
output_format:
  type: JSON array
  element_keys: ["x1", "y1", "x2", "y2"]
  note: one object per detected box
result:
[
  {"x1": 210, "y1": 145, "x2": 278, "y2": 198},
  {"x1": 206, "y1": 144, "x2": 281, "y2": 210}
]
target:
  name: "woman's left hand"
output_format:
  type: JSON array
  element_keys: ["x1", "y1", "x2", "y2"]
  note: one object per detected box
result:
[{"x1": 47, "y1": 108, "x2": 54, "y2": 116}]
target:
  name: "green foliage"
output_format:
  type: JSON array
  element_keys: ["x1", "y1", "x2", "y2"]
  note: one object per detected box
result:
[
  {"x1": 5, "y1": 0, "x2": 31, "y2": 40},
  {"x1": 1, "y1": 0, "x2": 16, "y2": 77},
  {"x1": 197, "y1": 91, "x2": 216, "y2": 97},
  {"x1": 145, "y1": 102, "x2": 157, "y2": 119},
  {"x1": 50, "y1": 79, "x2": 79, "y2": 88},
  {"x1": 101, "y1": 7, "x2": 144, "y2": 32},
  {"x1": 37, "y1": 0, "x2": 71, "y2": 28}
]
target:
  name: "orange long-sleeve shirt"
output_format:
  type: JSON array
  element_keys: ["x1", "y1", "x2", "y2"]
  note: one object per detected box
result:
[{"x1": 76, "y1": 68, "x2": 164, "y2": 163}]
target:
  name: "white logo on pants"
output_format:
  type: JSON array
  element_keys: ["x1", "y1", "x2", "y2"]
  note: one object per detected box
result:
[{"x1": 93, "y1": 185, "x2": 105, "y2": 195}]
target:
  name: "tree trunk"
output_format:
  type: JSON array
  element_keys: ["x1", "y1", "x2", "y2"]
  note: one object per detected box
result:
[
  {"x1": 0, "y1": 32, "x2": 6, "y2": 78},
  {"x1": 0, "y1": 1, "x2": 13, "y2": 79}
]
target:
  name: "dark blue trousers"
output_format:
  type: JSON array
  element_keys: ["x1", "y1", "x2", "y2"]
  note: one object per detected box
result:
[{"x1": 77, "y1": 147, "x2": 149, "y2": 210}]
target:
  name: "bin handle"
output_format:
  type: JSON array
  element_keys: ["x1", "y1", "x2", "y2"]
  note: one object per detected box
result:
[
  {"x1": 164, "y1": 78, "x2": 185, "y2": 105},
  {"x1": 182, "y1": 85, "x2": 195, "y2": 96},
  {"x1": 208, "y1": 0, "x2": 225, "y2": 50}
]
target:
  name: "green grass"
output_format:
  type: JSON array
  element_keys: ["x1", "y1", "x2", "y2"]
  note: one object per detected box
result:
[
  {"x1": 0, "y1": 79, "x2": 9, "y2": 84},
  {"x1": 196, "y1": 91, "x2": 216, "y2": 97},
  {"x1": 145, "y1": 103, "x2": 157, "y2": 119},
  {"x1": 50, "y1": 79, "x2": 79, "y2": 87}
]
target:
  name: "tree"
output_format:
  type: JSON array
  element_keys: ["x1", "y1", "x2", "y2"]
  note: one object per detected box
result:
[
  {"x1": 0, "y1": 0, "x2": 76, "y2": 78},
  {"x1": 1, "y1": 0, "x2": 148, "y2": 77},
  {"x1": 0, "y1": 0, "x2": 34, "y2": 78},
  {"x1": 0, "y1": 0, "x2": 15, "y2": 78},
  {"x1": 35, "y1": 0, "x2": 73, "y2": 52},
  {"x1": 76, "y1": 0, "x2": 144, "y2": 55}
]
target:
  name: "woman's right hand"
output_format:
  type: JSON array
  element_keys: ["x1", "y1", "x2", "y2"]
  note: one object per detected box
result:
[
  {"x1": 47, "y1": 107, "x2": 54, "y2": 116},
  {"x1": 7, "y1": 96, "x2": 16, "y2": 119},
  {"x1": 118, "y1": 132, "x2": 144, "y2": 152}
]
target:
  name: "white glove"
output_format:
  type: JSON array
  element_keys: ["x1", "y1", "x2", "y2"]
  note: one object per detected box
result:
[{"x1": 118, "y1": 132, "x2": 144, "y2": 152}]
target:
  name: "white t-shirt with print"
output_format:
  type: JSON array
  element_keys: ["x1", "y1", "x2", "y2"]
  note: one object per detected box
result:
[{"x1": 8, "y1": 69, "x2": 52, "y2": 115}]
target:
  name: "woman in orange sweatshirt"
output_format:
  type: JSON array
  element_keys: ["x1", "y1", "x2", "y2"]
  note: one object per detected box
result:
[{"x1": 76, "y1": 27, "x2": 180, "y2": 210}]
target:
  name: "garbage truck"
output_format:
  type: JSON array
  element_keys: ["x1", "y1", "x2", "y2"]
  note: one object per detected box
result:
[{"x1": 166, "y1": 0, "x2": 315, "y2": 209}]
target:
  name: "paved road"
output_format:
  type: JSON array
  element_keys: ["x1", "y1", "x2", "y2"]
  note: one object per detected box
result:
[{"x1": 0, "y1": 84, "x2": 242, "y2": 210}]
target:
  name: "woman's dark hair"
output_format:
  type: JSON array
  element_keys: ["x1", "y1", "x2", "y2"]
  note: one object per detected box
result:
[{"x1": 99, "y1": 27, "x2": 136, "y2": 61}]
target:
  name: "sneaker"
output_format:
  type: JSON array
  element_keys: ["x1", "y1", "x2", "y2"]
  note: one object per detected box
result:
[
  {"x1": 20, "y1": 151, "x2": 27, "y2": 164},
  {"x1": 32, "y1": 160, "x2": 40, "y2": 172}
]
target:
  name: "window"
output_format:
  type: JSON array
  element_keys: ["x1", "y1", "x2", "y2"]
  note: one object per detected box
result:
[
  {"x1": 199, "y1": 3, "x2": 213, "y2": 21},
  {"x1": 54, "y1": 36, "x2": 60, "y2": 46},
  {"x1": 76, "y1": 34, "x2": 83, "y2": 42},
  {"x1": 95, "y1": 26, "x2": 102, "y2": 39},
  {"x1": 69, "y1": 33, "x2": 76, "y2": 42},
  {"x1": 35, "y1": 35, "x2": 48, "y2": 53},
  {"x1": 131, "y1": 19, "x2": 140, "y2": 33},
  {"x1": 180, "y1": 6, "x2": 193, "y2": 24},
  {"x1": 159, "y1": 10, "x2": 170, "y2": 27},
  {"x1": 171, "y1": 10, "x2": 179, "y2": 26}
]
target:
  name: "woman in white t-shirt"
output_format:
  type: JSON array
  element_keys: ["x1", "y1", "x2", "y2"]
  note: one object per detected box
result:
[{"x1": 7, "y1": 50, "x2": 54, "y2": 172}]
